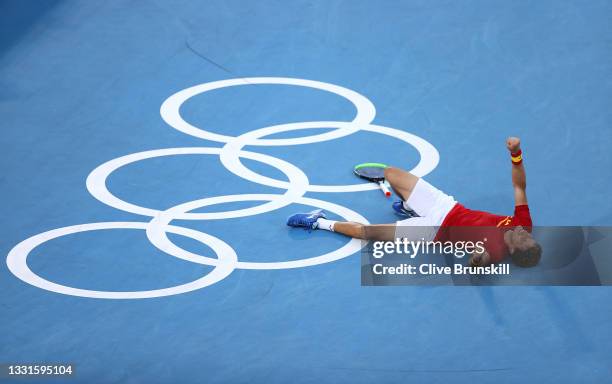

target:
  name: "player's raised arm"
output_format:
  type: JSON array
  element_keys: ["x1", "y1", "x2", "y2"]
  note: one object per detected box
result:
[{"x1": 507, "y1": 137, "x2": 527, "y2": 206}]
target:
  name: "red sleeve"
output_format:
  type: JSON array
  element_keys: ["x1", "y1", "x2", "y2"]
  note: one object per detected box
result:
[{"x1": 513, "y1": 205, "x2": 532, "y2": 230}]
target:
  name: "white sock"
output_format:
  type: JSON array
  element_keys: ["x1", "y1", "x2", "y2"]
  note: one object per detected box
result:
[
  {"x1": 402, "y1": 201, "x2": 412, "y2": 210},
  {"x1": 316, "y1": 218, "x2": 337, "y2": 232}
]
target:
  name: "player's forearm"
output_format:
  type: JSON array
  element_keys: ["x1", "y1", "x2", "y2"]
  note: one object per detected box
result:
[
  {"x1": 507, "y1": 137, "x2": 526, "y2": 189},
  {"x1": 512, "y1": 161, "x2": 526, "y2": 190}
]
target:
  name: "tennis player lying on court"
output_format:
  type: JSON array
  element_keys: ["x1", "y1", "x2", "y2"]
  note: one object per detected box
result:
[{"x1": 287, "y1": 137, "x2": 542, "y2": 267}]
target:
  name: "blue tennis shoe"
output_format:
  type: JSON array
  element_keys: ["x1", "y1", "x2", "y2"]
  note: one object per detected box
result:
[
  {"x1": 392, "y1": 201, "x2": 419, "y2": 218},
  {"x1": 286, "y1": 209, "x2": 326, "y2": 230}
]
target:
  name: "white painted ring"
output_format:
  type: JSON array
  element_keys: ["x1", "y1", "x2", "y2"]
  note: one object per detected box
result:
[
  {"x1": 86, "y1": 147, "x2": 309, "y2": 220},
  {"x1": 146, "y1": 194, "x2": 369, "y2": 270},
  {"x1": 6, "y1": 222, "x2": 237, "y2": 299},
  {"x1": 220, "y1": 121, "x2": 440, "y2": 193},
  {"x1": 160, "y1": 77, "x2": 376, "y2": 145},
  {"x1": 7, "y1": 77, "x2": 442, "y2": 299}
]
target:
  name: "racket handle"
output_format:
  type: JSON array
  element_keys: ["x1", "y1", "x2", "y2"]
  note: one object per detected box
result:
[{"x1": 378, "y1": 180, "x2": 391, "y2": 197}]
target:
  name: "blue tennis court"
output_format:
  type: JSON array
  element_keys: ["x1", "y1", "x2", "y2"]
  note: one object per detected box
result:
[{"x1": 2, "y1": 1, "x2": 612, "y2": 382}]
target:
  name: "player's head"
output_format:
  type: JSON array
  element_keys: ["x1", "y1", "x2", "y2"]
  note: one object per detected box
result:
[{"x1": 504, "y1": 226, "x2": 542, "y2": 267}]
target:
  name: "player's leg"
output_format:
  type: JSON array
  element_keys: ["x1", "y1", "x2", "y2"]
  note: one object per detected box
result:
[
  {"x1": 286, "y1": 209, "x2": 434, "y2": 242},
  {"x1": 384, "y1": 166, "x2": 419, "y2": 201},
  {"x1": 285, "y1": 210, "x2": 397, "y2": 240},
  {"x1": 394, "y1": 216, "x2": 439, "y2": 242},
  {"x1": 333, "y1": 217, "x2": 438, "y2": 242},
  {"x1": 386, "y1": 167, "x2": 456, "y2": 218},
  {"x1": 333, "y1": 222, "x2": 396, "y2": 241}
]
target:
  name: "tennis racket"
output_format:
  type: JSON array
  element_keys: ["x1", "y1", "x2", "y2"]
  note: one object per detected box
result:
[{"x1": 353, "y1": 162, "x2": 391, "y2": 197}]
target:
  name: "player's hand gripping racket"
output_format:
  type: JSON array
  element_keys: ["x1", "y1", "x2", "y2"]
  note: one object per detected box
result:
[{"x1": 353, "y1": 163, "x2": 391, "y2": 197}]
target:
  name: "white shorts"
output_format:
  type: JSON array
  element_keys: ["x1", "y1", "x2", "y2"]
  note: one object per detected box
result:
[{"x1": 394, "y1": 179, "x2": 457, "y2": 241}]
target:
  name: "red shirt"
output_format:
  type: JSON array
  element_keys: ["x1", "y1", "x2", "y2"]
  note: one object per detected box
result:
[{"x1": 435, "y1": 204, "x2": 533, "y2": 262}]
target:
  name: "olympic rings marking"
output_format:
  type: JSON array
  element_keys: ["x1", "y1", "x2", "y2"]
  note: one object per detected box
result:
[
  {"x1": 219, "y1": 122, "x2": 439, "y2": 193},
  {"x1": 86, "y1": 147, "x2": 309, "y2": 220},
  {"x1": 160, "y1": 77, "x2": 376, "y2": 146},
  {"x1": 145, "y1": 194, "x2": 369, "y2": 270},
  {"x1": 7, "y1": 77, "x2": 440, "y2": 299},
  {"x1": 6, "y1": 222, "x2": 237, "y2": 299}
]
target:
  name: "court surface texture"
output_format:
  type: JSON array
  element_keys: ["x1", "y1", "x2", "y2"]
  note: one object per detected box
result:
[{"x1": 1, "y1": 1, "x2": 612, "y2": 383}]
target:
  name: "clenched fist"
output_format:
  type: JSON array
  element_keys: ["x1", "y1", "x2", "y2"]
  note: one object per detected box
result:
[
  {"x1": 470, "y1": 249, "x2": 491, "y2": 267},
  {"x1": 506, "y1": 137, "x2": 521, "y2": 153}
]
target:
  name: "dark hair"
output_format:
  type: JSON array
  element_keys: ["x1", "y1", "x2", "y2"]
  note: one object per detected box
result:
[{"x1": 510, "y1": 243, "x2": 542, "y2": 267}]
